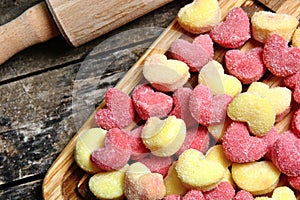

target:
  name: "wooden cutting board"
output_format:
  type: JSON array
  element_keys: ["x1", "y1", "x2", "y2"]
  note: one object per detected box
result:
[{"x1": 42, "y1": 0, "x2": 300, "y2": 199}]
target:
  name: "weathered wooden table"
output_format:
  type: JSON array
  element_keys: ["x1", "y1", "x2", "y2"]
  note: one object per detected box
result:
[{"x1": 0, "y1": 0, "x2": 190, "y2": 199}]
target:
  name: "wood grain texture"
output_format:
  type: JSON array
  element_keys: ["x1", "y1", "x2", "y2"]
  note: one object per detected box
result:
[
  {"x1": 0, "y1": 2, "x2": 59, "y2": 65},
  {"x1": 46, "y1": 0, "x2": 174, "y2": 46},
  {"x1": 42, "y1": 0, "x2": 300, "y2": 199},
  {"x1": 0, "y1": 1, "x2": 190, "y2": 199},
  {"x1": 257, "y1": 0, "x2": 300, "y2": 17}
]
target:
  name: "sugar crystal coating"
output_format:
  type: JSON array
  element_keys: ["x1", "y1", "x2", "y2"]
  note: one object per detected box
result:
[
  {"x1": 193, "y1": 34, "x2": 214, "y2": 58},
  {"x1": 143, "y1": 54, "x2": 190, "y2": 92},
  {"x1": 292, "y1": 28, "x2": 300, "y2": 47},
  {"x1": 176, "y1": 126, "x2": 210, "y2": 156},
  {"x1": 292, "y1": 108, "x2": 300, "y2": 138},
  {"x1": 233, "y1": 190, "x2": 254, "y2": 200},
  {"x1": 170, "y1": 87, "x2": 197, "y2": 128},
  {"x1": 95, "y1": 88, "x2": 135, "y2": 130},
  {"x1": 271, "y1": 131, "x2": 300, "y2": 176},
  {"x1": 138, "y1": 155, "x2": 172, "y2": 177},
  {"x1": 210, "y1": 7, "x2": 251, "y2": 48},
  {"x1": 222, "y1": 122, "x2": 268, "y2": 163},
  {"x1": 164, "y1": 194, "x2": 181, "y2": 200},
  {"x1": 225, "y1": 47, "x2": 266, "y2": 84},
  {"x1": 251, "y1": 11, "x2": 299, "y2": 43},
  {"x1": 132, "y1": 84, "x2": 173, "y2": 120},
  {"x1": 91, "y1": 146, "x2": 131, "y2": 171},
  {"x1": 177, "y1": 0, "x2": 221, "y2": 34},
  {"x1": 203, "y1": 181, "x2": 235, "y2": 200},
  {"x1": 232, "y1": 161, "x2": 281, "y2": 195},
  {"x1": 263, "y1": 34, "x2": 300, "y2": 77},
  {"x1": 182, "y1": 189, "x2": 205, "y2": 200},
  {"x1": 227, "y1": 92, "x2": 276, "y2": 136},
  {"x1": 169, "y1": 39, "x2": 212, "y2": 72}
]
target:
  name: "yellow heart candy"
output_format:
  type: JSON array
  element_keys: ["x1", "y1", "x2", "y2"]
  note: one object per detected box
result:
[
  {"x1": 292, "y1": 28, "x2": 300, "y2": 47},
  {"x1": 227, "y1": 92, "x2": 276, "y2": 136},
  {"x1": 175, "y1": 148, "x2": 225, "y2": 191},
  {"x1": 89, "y1": 165, "x2": 128, "y2": 200},
  {"x1": 142, "y1": 116, "x2": 186, "y2": 157},
  {"x1": 164, "y1": 161, "x2": 188, "y2": 196},
  {"x1": 143, "y1": 54, "x2": 190, "y2": 92},
  {"x1": 232, "y1": 161, "x2": 281, "y2": 196},
  {"x1": 251, "y1": 11, "x2": 299, "y2": 43},
  {"x1": 177, "y1": 0, "x2": 221, "y2": 34},
  {"x1": 199, "y1": 60, "x2": 242, "y2": 97},
  {"x1": 247, "y1": 82, "x2": 291, "y2": 121},
  {"x1": 74, "y1": 128, "x2": 107, "y2": 173}
]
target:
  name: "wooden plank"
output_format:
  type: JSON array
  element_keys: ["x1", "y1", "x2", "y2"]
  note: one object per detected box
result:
[
  {"x1": 0, "y1": 179, "x2": 43, "y2": 199},
  {"x1": 257, "y1": 0, "x2": 300, "y2": 18},
  {"x1": 0, "y1": 0, "x2": 186, "y2": 84}
]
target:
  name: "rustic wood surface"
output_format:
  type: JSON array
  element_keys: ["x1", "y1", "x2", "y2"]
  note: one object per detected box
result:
[{"x1": 0, "y1": 0, "x2": 191, "y2": 199}]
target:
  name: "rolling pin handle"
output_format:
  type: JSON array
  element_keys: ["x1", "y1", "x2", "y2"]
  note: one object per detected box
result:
[{"x1": 0, "y1": 2, "x2": 60, "y2": 65}]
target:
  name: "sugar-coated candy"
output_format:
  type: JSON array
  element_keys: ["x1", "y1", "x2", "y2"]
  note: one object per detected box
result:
[
  {"x1": 272, "y1": 186, "x2": 297, "y2": 200},
  {"x1": 198, "y1": 60, "x2": 242, "y2": 97},
  {"x1": 124, "y1": 162, "x2": 166, "y2": 200},
  {"x1": 91, "y1": 146, "x2": 131, "y2": 171},
  {"x1": 190, "y1": 84, "x2": 232, "y2": 126},
  {"x1": 247, "y1": 82, "x2": 292, "y2": 121},
  {"x1": 143, "y1": 54, "x2": 190, "y2": 92},
  {"x1": 88, "y1": 165, "x2": 128, "y2": 200},
  {"x1": 222, "y1": 168, "x2": 236, "y2": 188},
  {"x1": 208, "y1": 116, "x2": 232, "y2": 142},
  {"x1": 132, "y1": 84, "x2": 173, "y2": 120},
  {"x1": 210, "y1": 7, "x2": 250, "y2": 48},
  {"x1": 74, "y1": 128, "x2": 107, "y2": 173},
  {"x1": 251, "y1": 11, "x2": 299, "y2": 43},
  {"x1": 125, "y1": 126, "x2": 150, "y2": 160},
  {"x1": 263, "y1": 34, "x2": 300, "y2": 77},
  {"x1": 284, "y1": 71, "x2": 300, "y2": 89},
  {"x1": 176, "y1": 126, "x2": 210, "y2": 156},
  {"x1": 182, "y1": 189, "x2": 205, "y2": 200},
  {"x1": 222, "y1": 122, "x2": 268, "y2": 163},
  {"x1": 138, "y1": 155, "x2": 172, "y2": 177},
  {"x1": 206, "y1": 144, "x2": 232, "y2": 169},
  {"x1": 292, "y1": 108, "x2": 300, "y2": 138},
  {"x1": 105, "y1": 128, "x2": 131, "y2": 153},
  {"x1": 232, "y1": 161, "x2": 281, "y2": 195},
  {"x1": 164, "y1": 194, "x2": 181, "y2": 200},
  {"x1": 95, "y1": 88, "x2": 135, "y2": 130},
  {"x1": 225, "y1": 47, "x2": 266, "y2": 84},
  {"x1": 169, "y1": 38, "x2": 212, "y2": 72},
  {"x1": 188, "y1": 84, "x2": 212, "y2": 126},
  {"x1": 164, "y1": 162, "x2": 188, "y2": 196},
  {"x1": 262, "y1": 127, "x2": 279, "y2": 160},
  {"x1": 271, "y1": 131, "x2": 300, "y2": 176},
  {"x1": 288, "y1": 175, "x2": 300, "y2": 191},
  {"x1": 142, "y1": 116, "x2": 186, "y2": 157},
  {"x1": 233, "y1": 190, "x2": 254, "y2": 200},
  {"x1": 170, "y1": 87, "x2": 198, "y2": 128},
  {"x1": 193, "y1": 34, "x2": 214, "y2": 57},
  {"x1": 175, "y1": 149, "x2": 225, "y2": 191},
  {"x1": 227, "y1": 92, "x2": 276, "y2": 136},
  {"x1": 292, "y1": 28, "x2": 300, "y2": 47},
  {"x1": 203, "y1": 181, "x2": 235, "y2": 200},
  {"x1": 177, "y1": 0, "x2": 221, "y2": 34}
]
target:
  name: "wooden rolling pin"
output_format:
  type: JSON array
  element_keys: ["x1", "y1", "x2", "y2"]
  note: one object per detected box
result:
[{"x1": 0, "y1": 0, "x2": 173, "y2": 65}]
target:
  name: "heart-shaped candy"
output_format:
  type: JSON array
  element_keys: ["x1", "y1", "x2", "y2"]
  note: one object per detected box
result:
[
  {"x1": 132, "y1": 84, "x2": 173, "y2": 120},
  {"x1": 95, "y1": 88, "x2": 135, "y2": 130},
  {"x1": 177, "y1": 0, "x2": 221, "y2": 34},
  {"x1": 222, "y1": 122, "x2": 268, "y2": 163},
  {"x1": 251, "y1": 11, "x2": 299, "y2": 43},
  {"x1": 263, "y1": 34, "x2": 300, "y2": 77},
  {"x1": 143, "y1": 54, "x2": 190, "y2": 92},
  {"x1": 210, "y1": 7, "x2": 250, "y2": 48},
  {"x1": 175, "y1": 148, "x2": 225, "y2": 191},
  {"x1": 225, "y1": 47, "x2": 266, "y2": 84}
]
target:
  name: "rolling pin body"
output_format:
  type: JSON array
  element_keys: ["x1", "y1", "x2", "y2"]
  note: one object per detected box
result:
[{"x1": 0, "y1": 0, "x2": 173, "y2": 65}]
